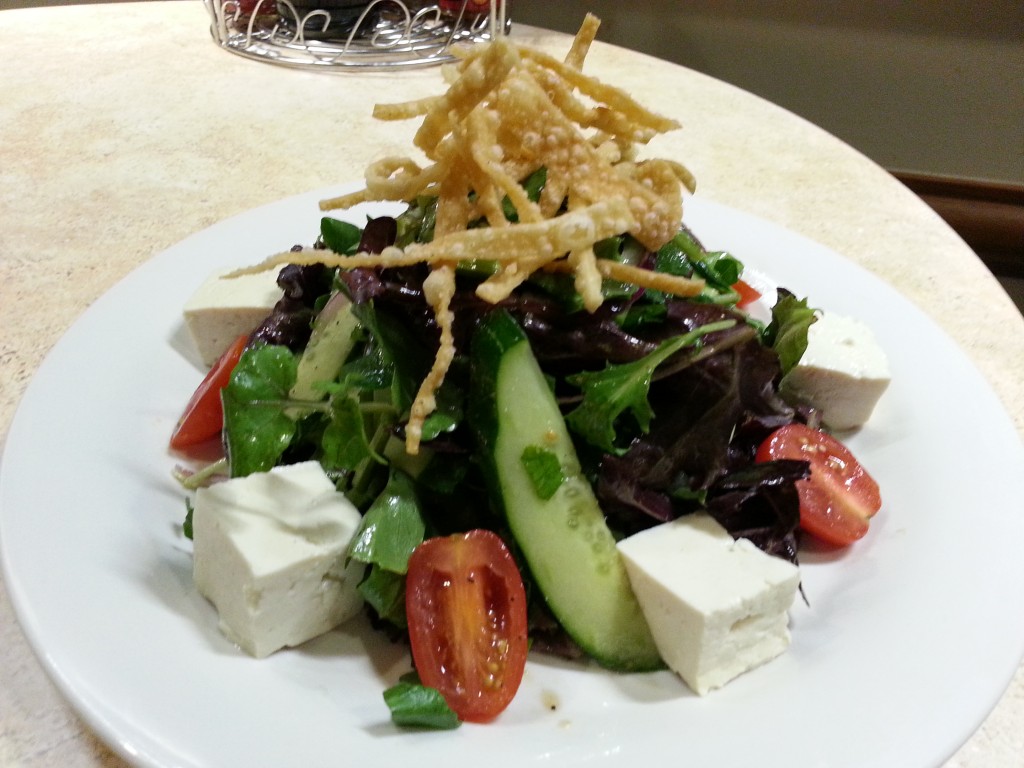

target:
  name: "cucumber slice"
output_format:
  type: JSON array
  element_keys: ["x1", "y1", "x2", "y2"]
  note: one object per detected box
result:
[
  {"x1": 290, "y1": 293, "x2": 359, "y2": 405},
  {"x1": 470, "y1": 310, "x2": 662, "y2": 672}
]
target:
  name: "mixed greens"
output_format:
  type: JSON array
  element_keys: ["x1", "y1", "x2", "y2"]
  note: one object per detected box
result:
[
  {"x1": 190, "y1": 173, "x2": 818, "y2": 660},
  {"x1": 168, "y1": 16, "x2": 894, "y2": 725}
]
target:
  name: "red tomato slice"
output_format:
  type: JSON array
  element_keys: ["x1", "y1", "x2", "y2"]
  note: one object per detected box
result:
[
  {"x1": 405, "y1": 529, "x2": 528, "y2": 723},
  {"x1": 756, "y1": 424, "x2": 882, "y2": 546},
  {"x1": 733, "y1": 278, "x2": 762, "y2": 309},
  {"x1": 169, "y1": 334, "x2": 248, "y2": 451}
]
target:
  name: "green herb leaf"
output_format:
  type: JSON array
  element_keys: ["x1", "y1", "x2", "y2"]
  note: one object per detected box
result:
[
  {"x1": 420, "y1": 410, "x2": 460, "y2": 442},
  {"x1": 655, "y1": 228, "x2": 745, "y2": 304},
  {"x1": 352, "y1": 303, "x2": 430, "y2": 416},
  {"x1": 383, "y1": 682, "x2": 461, "y2": 730},
  {"x1": 655, "y1": 228, "x2": 701, "y2": 279},
  {"x1": 182, "y1": 498, "x2": 194, "y2": 540},
  {"x1": 418, "y1": 366, "x2": 466, "y2": 442},
  {"x1": 222, "y1": 345, "x2": 298, "y2": 477},
  {"x1": 592, "y1": 234, "x2": 647, "y2": 303},
  {"x1": 348, "y1": 469, "x2": 425, "y2": 573},
  {"x1": 695, "y1": 251, "x2": 743, "y2": 288},
  {"x1": 766, "y1": 290, "x2": 818, "y2": 376},
  {"x1": 358, "y1": 565, "x2": 407, "y2": 627},
  {"x1": 615, "y1": 302, "x2": 667, "y2": 331},
  {"x1": 320, "y1": 217, "x2": 363, "y2": 255},
  {"x1": 333, "y1": 343, "x2": 392, "y2": 392},
  {"x1": 321, "y1": 394, "x2": 385, "y2": 472},
  {"x1": 565, "y1": 320, "x2": 735, "y2": 454},
  {"x1": 395, "y1": 195, "x2": 438, "y2": 246},
  {"x1": 520, "y1": 445, "x2": 567, "y2": 500},
  {"x1": 416, "y1": 452, "x2": 470, "y2": 495},
  {"x1": 502, "y1": 166, "x2": 547, "y2": 222}
]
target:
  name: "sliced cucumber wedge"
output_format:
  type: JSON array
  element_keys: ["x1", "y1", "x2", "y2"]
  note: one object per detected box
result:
[
  {"x1": 470, "y1": 310, "x2": 662, "y2": 672},
  {"x1": 289, "y1": 293, "x2": 359, "y2": 405}
]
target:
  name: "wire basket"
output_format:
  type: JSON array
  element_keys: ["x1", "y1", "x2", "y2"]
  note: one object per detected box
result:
[{"x1": 204, "y1": 0, "x2": 510, "y2": 70}]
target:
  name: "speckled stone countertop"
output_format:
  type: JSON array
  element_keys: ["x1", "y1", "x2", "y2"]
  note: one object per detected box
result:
[{"x1": 1, "y1": 2, "x2": 1022, "y2": 767}]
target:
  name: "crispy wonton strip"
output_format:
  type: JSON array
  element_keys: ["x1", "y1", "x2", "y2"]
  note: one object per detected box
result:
[
  {"x1": 372, "y1": 95, "x2": 440, "y2": 121},
  {"x1": 525, "y1": 61, "x2": 658, "y2": 147},
  {"x1": 320, "y1": 157, "x2": 446, "y2": 211},
  {"x1": 472, "y1": 196, "x2": 635, "y2": 302},
  {"x1": 564, "y1": 13, "x2": 601, "y2": 70},
  {"x1": 235, "y1": 20, "x2": 700, "y2": 457},
  {"x1": 413, "y1": 39, "x2": 519, "y2": 158},
  {"x1": 434, "y1": 149, "x2": 477, "y2": 238},
  {"x1": 228, "y1": 200, "x2": 638, "y2": 279},
  {"x1": 517, "y1": 46, "x2": 680, "y2": 135},
  {"x1": 569, "y1": 245, "x2": 603, "y2": 312},
  {"x1": 406, "y1": 263, "x2": 457, "y2": 454},
  {"x1": 492, "y1": 71, "x2": 680, "y2": 249},
  {"x1": 466, "y1": 106, "x2": 544, "y2": 225},
  {"x1": 543, "y1": 258, "x2": 705, "y2": 298},
  {"x1": 564, "y1": 193, "x2": 604, "y2": 311}
]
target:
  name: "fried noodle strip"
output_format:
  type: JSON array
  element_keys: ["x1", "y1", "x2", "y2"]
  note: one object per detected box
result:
[
  {"x1": 406, "y1": 264, "x2": 457, "y2": 454},
  {"x1": 564, "y1": 13, "x2": 601, "y2": 70},
  {"x1": 235, "y1": 24, "x2": 703, "y2": 453},
  {"x1": 229, "y1": 201, "x2": 640, "y2": 279}
]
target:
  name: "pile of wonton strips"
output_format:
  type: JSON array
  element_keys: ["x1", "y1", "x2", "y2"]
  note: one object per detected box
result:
[{"x1": 235, "y1": 15, "x2": 703, "y2": 454}]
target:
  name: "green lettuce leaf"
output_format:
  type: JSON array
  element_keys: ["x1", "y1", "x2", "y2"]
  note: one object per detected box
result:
[
  {"x1": 765, "y1": 290, "x2": 818, "y2": 376},
  {"x1": 358, "y1": 565, "x2": 407, "y2": 628},
  {"x1": 655, "y1": 228, "x2": 744, "y2": 304},
  {"x1": 320, "y1": 216, "x2": 363, "y2": 255},
  {"x1": 321, "y1": 394, "x2": 385, "y2": 472},
  {"x1": 383, "y1": 680, "x2": 461, "y2": 730},
  {"x1": 348, "y1": 469, "x2": 426, "y2": 574},
  {"x1": 565, "y1": 320, "x2": 735, "y2": 454},
  {"x1": 222, "y1": 345, "x2": 298, "y2": 477}
]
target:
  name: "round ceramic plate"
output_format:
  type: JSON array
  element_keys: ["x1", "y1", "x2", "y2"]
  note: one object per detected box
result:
[{"x1": 3, "y1": 186, "x2": 1024, "y2": 768}]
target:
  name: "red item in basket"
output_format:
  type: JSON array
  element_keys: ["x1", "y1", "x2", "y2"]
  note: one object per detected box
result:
[{"x1": 440, "y1": 0, "x2": 496, "y2": 15}]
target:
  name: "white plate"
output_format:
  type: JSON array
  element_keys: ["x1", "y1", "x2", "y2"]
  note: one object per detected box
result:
[{"x1": 3, "y1": 186, "x2": 1024, "y2": 768}]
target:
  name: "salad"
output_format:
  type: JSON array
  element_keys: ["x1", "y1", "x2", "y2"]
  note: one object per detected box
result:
[{"x1": 170, "y1": 16, "x2": 883, "y2": 728}]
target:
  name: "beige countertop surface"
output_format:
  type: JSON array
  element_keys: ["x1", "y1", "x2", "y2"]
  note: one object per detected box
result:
[{"x1": 1, "y1": 2, "x2": 1023, "y2": 766}]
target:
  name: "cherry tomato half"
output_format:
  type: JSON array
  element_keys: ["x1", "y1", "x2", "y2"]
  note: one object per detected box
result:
[
  {"x1": 732, "y1": 278, "x2": 762, "y2": 309},
  {"x1": 756, "y1": 424, "x2": 882, "y2": 546},
  {"x1": 169, "y1": 334, "x2": 248, "y2": 451},
  {"x1": 405, "y1": 529, "x2": 528, "y2": 723}
]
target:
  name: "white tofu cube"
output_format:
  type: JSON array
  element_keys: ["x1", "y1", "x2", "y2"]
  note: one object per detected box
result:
[
  {"x1": 192, "y1": 461, "x2": 365, "y2": 658},
  {"x1": 616, "y1": 514, "x2": 800, "y2": 695},
  {"x1": 183, "y1": 268, "x2": 282, "y2": 367},
  {"x1": 780, "y1": 312, "x2": 890, "y2": 430}
]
